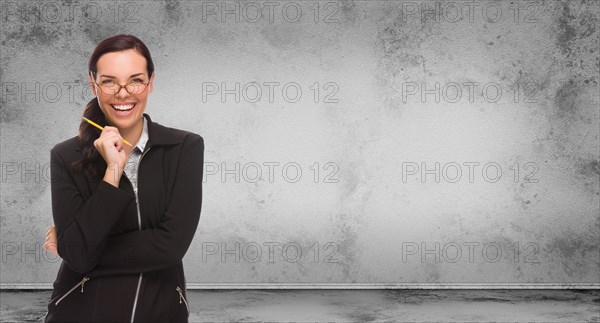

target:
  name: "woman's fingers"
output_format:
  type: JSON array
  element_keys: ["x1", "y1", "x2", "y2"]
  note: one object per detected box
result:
[
  {"x1": 94, "y1": 133, "x2": 126, "y2": 158},
  {"x1": 43, "y1": 226, "x2": 58, "y2": 256},
  {"x1": 106, "y1": 134, "x2": 124, "y2": 151},
  {"x1": 46, "y1": 225, "x2": 55, "y2": 237},
  {"x1": 92, "y1": 126, "x2": 128, "y2": 177},
  {"x1": 103, "y1": 127, "x2": 124, "y2": 143},
  {"x1": 43, "y1": 238, "x2": 56, "y2": 249},
  {"x1": 45, "y1": 226, "x2": 57, "y2": 243},
  {"x1": 96, "y1": 127, "x2": 125, "y2": 148},
  {"x1": 43, "y1": 241, "x2": 56, "y2": 249},
  {"x1": 43, "y1": 242, "x2": 58, "y2": 255}
]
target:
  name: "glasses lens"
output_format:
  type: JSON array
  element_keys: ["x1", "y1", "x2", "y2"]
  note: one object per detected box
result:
[
  {"x1": 126, "y1": 82, "x2": 146, "y2": 95},
  {"x1": 100, "y1": 81, "x2": 118, "y2": 95}
]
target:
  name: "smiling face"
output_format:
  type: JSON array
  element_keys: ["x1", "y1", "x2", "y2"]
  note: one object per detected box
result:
[{"x1": 89, "y1": 49, "x2": 154, "y2": 133}]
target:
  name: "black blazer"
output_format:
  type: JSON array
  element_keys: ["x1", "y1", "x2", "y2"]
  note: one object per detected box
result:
[{"x1": 45, "y1": 113, "x2": 204, "y2": 322}]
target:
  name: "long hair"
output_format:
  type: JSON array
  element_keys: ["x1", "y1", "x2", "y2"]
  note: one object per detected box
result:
[{"x1": 71, "y1": 34, "x2": 155, "y2": 179}]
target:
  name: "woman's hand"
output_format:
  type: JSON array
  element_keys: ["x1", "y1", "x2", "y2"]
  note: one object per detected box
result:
[
  {"x1": 43, "y1": 225, "x2": 58, "y2": 256},
  {"x1": 94, "y1": 126, "x2": 129, "y2": 186}
]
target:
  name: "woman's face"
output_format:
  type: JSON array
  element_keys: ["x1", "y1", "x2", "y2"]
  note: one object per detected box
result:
[{"x1": 89, "y1": 49, "x2": 154, "y2": 131}]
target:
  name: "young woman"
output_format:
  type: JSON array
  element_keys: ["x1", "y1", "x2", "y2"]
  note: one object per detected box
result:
[{"x1": 43, "y1": 34, "x2": 204, "y2": 322}]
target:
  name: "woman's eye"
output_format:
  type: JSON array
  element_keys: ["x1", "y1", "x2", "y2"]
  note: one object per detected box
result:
[
  {"x1": 132, "y1": 78, "x2": 144, "y2": 83},
  {"x1": 101, "y1": 80, "x2": 114, "y2": 85}
]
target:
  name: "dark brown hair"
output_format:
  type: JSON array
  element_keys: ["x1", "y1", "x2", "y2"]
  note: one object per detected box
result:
[{"x1": 71, "y1": 34, "x2": 155, "y2": 179}]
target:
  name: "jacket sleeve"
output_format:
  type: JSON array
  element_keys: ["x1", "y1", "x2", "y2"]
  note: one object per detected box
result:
[
  {"x1": 50, "y1": 146, "x2": 136, "y2": 274},
  {"x1": 87, "y1": 135, "x2": 204, "y2": 277}
]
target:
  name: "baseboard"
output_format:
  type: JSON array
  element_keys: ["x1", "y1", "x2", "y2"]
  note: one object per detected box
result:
[{"x1": 2, "y1": 283, "x2": 599, "y2": 290}]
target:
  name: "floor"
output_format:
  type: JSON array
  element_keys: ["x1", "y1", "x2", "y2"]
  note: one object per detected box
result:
[{"x1": 1, "y1": 289, "x2": 598, "y2": 322}]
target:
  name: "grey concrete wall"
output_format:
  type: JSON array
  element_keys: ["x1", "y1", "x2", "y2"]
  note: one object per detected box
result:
[{"x1": 0, "y1": 0, "x2": 598, "y2": 287}]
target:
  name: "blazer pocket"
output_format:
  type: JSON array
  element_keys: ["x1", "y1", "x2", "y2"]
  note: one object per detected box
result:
[
  {"x1": 52, "y1": 276, "x2": 90, "y2": 306},
  {"x1": 175, "y1": 285, "x2": 190, "y2": 316}
]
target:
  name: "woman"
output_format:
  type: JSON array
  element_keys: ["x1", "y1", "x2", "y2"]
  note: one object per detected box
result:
[{"x1": 43, "y1": 34, "x2": 204, "y2": 322}]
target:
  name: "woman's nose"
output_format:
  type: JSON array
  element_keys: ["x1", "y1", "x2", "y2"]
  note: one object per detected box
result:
[{"x1": 115, "y1": 86, "x2": 131, "y2": 98}]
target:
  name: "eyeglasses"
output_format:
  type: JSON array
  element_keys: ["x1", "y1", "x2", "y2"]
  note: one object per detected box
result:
[{"x1": 93, "y1": 78, "x2": 149, "y2": 95}]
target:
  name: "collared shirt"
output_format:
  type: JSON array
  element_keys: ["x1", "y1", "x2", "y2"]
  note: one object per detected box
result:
[{"x1": 123, "y1": 115, "x2": 149, "y2": 190}]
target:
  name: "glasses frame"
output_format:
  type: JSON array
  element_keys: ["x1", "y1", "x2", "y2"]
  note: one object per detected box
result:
[{"x1": 92, "y1": 77, "x2": 150, "y2": 96}]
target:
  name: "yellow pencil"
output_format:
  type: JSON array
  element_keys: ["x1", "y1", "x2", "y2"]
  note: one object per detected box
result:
[{"x1": 82, "y1": 117, "x2": 133, "y2": 147}]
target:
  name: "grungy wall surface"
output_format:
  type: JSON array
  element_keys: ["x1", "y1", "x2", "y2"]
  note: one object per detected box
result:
[{"x1": 0, "y1": 0, "x2": 598, "y2": 287}]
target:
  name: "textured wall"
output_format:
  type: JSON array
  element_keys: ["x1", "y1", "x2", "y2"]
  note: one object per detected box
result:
[{"x1": 1, "y1": 0, "x2": 598, "y2": 287}]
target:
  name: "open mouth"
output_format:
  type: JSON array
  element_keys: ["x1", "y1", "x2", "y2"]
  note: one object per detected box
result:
[{"x1": 111, "y1": 103, "x2": 136, "y2": 112}]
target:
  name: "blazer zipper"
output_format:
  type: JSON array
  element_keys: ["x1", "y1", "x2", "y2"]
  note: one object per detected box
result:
[
  {"x1": 54, "y1": 276, "x2": 90, "y2": 306},
  {"x1": 176, "y1": 286, "x2": 190, "y2": 314},
  {"x1": 130, "y1": 146, "x2": 151, "y2": 323}
]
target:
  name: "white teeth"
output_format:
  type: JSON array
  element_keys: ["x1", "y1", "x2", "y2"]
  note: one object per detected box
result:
[{"x1": 112, "y1": 104, "x2": 135, "y2": 111}]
